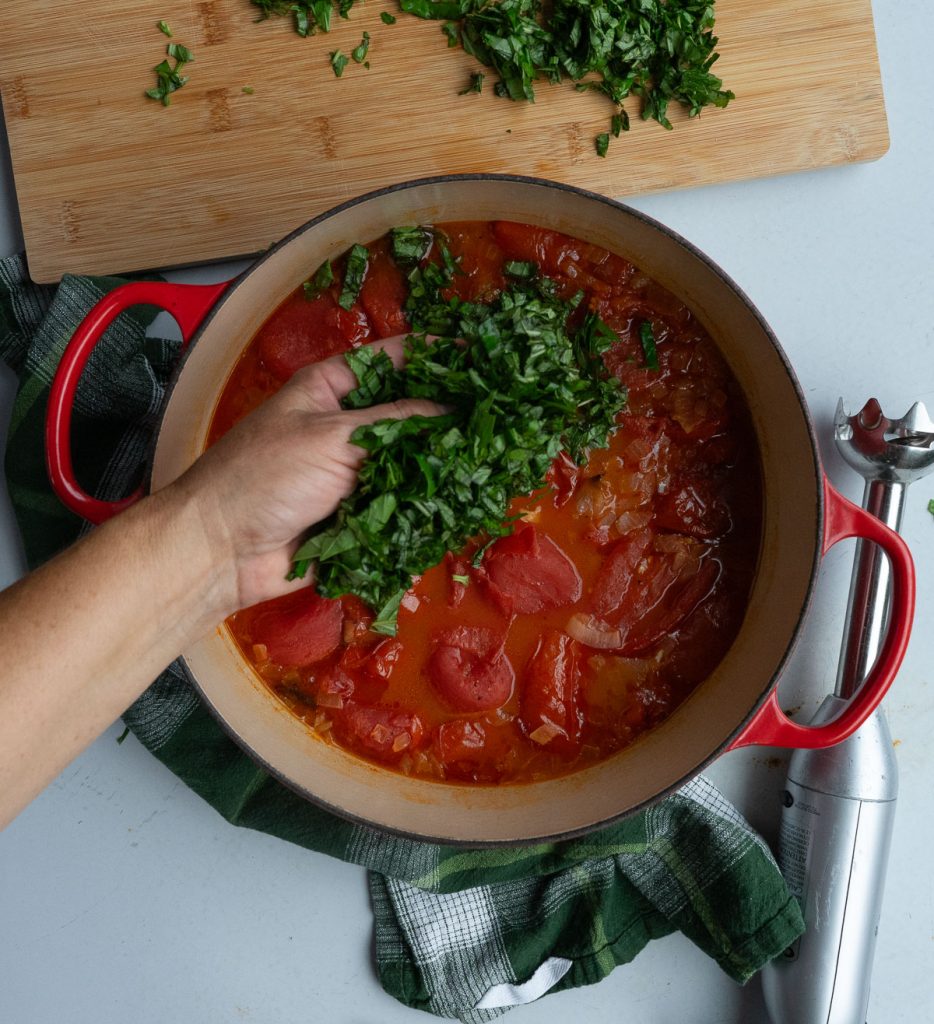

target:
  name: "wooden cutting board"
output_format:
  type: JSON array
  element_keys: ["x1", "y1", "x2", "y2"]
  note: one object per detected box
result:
[{"x1": 0, "y1": 0, "x2": 887, "y2": 283}]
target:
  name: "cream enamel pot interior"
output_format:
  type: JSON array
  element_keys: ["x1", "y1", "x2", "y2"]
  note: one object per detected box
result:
[{"x1": 46, "y1": 176, "x2": 915, "y2": 844}]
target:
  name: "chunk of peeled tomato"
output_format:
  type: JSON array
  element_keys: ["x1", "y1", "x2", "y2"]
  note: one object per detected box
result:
[
  {"x1": 619, "y1": 556, "x2": 721, "y2": 655},
  {"x1": 492, "y1": 221, "x2": 577, "y2": 278},
  {"x1": 358, "y1": 242, "x2": 410, "y2": 338},
  {"x1": 654, "y1": 477, "x2": 731, "y2": 539},
  {"x1": 521, "y1": 631, "x2": 582, "y2": 757},
  {"x1": 435, "y1": 718, "x2": 523, "y2": 783},
  {"x1": 484, "y1": 524, "x2": 582, "y2": 614},
  {"x1": 439, "y1": 222, "x2": 507, "y2": 302},
  {"x1": 428, "y1": 626, "x2": 515, "y2": 713},
  {"x1": 547, "y1": 452, "x2": 581, "y2": 509},
  {"x1": 250, "y1": 588, "x2": 343, "y2": 667},
  {"x1": 330, "y1": 702, "x2": 424, "y2": 763},
  {"x1": 590, "y1": 531, "x2": 653, "y2": 620},
  {"x1": 258, "y1": 291, "x2": 371, "y2": 381}
]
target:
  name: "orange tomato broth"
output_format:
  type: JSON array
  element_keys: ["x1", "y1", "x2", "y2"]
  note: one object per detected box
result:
[{"x1": 207, "y1": 221, "x2": 762, "y2": 784}]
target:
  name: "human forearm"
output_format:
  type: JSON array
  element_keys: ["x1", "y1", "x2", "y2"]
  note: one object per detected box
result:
[
  {"x1": 0, "y1": 484, "x2": 232, "y2": 828},
  {"x1": 0, "y1": 340, "x2": 441, "y2": 828}
]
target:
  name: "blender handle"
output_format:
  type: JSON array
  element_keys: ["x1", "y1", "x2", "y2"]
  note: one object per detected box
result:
[
  {"x1": 729, "y1": 478, "x2": 915, "y2": 750},
  {"x1": 45, "y1": 280, "x2": 229, "y2": 525}
]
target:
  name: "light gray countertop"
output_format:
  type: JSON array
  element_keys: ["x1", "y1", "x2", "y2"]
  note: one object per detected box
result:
[{"x1": 2, "y1": 4, "x2": 933, "y2": 1021}]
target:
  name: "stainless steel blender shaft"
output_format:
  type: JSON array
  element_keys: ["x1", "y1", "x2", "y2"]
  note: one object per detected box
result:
[{"x1": 763, "y1": 398, "x2": 934, "y2": 1024}]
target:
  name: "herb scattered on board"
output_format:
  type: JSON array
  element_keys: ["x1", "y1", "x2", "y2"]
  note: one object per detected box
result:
[
  {"x1": 459, "y1": 72, "x2": 485, "y2": 95},
  {"x1": 157, "y1": 20, "x2": 173, "y2": 37},
  {"x1": 145, "y1": 42, "x2": 195, "y2": 107},
  {"x1": 242, "y1": 85, "x2": 255, "y2": 94},
  {"x1": 251, "y1": 0, "x2": 358, "y2": 36},
  {"x1": 352, "y1": 31, "x2": 371, "y2": 63},
  {"x1": 381, "y1": 10, "x2": 397, "y2": 23},
  {"x1": 290, "y1": 231, "x2": 627, "y2": 634},
  {"x1": 330, "y1": 49, "x2": 349, "y2": 76}
]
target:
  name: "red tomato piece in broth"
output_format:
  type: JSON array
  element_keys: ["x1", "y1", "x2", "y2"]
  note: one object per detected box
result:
[
  {"x1": 330, "y1": 703, "x2": 425, "y2": 763},
  {"x1": 492, "y1": 221, "x2": 575, "y2": 278},
  {"x1": 590, "y1": 532, "x2": 653, "y2": 620},
  {"x1": 358, "y1": 242, "x2": 410, "y2": 338},
  {"x1": 428, "y1": 626, "x2": 515, "y2": 713},
  {"x1": 620, "y1": 556, "x2": 721, "y2": 655},
  {"x1": 654, "y1": 476, "x2": 732, "y2": 539},
  {"x1": 435, "y1": 718, "x2": 524, "y2": 782},
  {"x1": 251, "y1": 589, "x2": 343, "y2": 667},
  {"x1": 484, "y1": 524, "x2": 582, "y2": 614},
  {"x1": 258, "y1": 291, "x2": 371, "y2": 381},
  {"x1": 440, "y1": 222, "x2": 507, "y2": 301},
  {"x1": 521, "y1": 631, "x2": 583, "y2": 756}
]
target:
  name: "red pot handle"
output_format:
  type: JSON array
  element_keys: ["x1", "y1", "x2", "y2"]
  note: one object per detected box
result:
[
  {"x1": 729, "y1": 477, "x2": 915, "y2": 750},
  {"x1": 45, "y1": 279, "x2": 229, "y2": 525}
]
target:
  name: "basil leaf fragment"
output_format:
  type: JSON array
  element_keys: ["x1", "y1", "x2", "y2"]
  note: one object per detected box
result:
[
  {"x1": 391, "y1": 226, "x2": 434, "y2": 266},
  {"x1": 352, "y1": 31, "x2": 371, "y2": 63},
  {"x1": 145, "y1": 43, "x2": 195, "y2": 107},
  {"x1": 157, "y1": 20, "x2": 173, "y2": 37},
  {"x1": 639, "y1": 321, "x2": 659, "y2": 371},
  {"x1": 303, "y1": 259, "x2": 335, "y2": 299},
  {"x1": 339, "y1": 244, "x2": 369, "y2": 309},
  {"x1": 459, "y1": 72, "x2": 485, "y2": 94},
  {"x1": 251, "y1": 0, "x2": 358, "y2": 34},
  {"x1": 381, "y1": 10, "x2": 397, "y2": 22},
  {"x1": 330, "y1": 49, "x2": 349, "y2": 76}
]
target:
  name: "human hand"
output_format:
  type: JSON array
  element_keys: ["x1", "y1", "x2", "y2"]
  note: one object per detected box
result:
[{"x1": 169, "y1": 335, "x2": 442, "y2": 615}]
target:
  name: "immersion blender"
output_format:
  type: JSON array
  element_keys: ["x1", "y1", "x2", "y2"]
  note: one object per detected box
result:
[{"x1": 762, "y1": 397, "x2": 934, "y2": 1024}]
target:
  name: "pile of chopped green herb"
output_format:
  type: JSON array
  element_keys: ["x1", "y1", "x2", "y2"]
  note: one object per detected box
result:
[
  {"x1": 290, "y1": 230, "x2": 627, "y2": 634},
  {"x1": 244, "y1": 0, "x2": 731, "y2": 151},
  {"x1": 402, "y1": 0, "x2": 734, "y2": 154}
]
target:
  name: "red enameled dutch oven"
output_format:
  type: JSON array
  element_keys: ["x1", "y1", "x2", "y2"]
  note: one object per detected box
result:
[{"x1": 45, "y1": 175, "x2": 915, "y2": 844}]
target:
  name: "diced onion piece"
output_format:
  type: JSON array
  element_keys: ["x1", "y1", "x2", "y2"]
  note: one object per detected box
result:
[
  {"x1": 671, "y1": 386, "x2": 709, "y2": 435},
  {"x1": 529, "y1": 720, "x2": 565, "y2": 745},
  {"x1": 566, "y1": 612, "x2": 622, "y2": 649},
  {"x1": 252, "y1": 643, "x2": 269, "y2": 662},
  {"x1": 622, "y1": 438, "x2": 653, "y2": 465},
  {"x1": 576, "y1": 491, "x2": 594, "y2": 516},
  {"x1": 316, "y1": 691, "x2": 344, "y2": 709},
  {"x1": 392, "y1": 732, "x2": 411, "y2": 753},
  {"x1": 313, "y1": 712, "x2": 333, "y2": 733},
  {"x1": 342, "y1": 619, "x2": 357, "y2": 644},
  {"x1": 370, "y1": 723, "x2": 391, "y2": 744},
  {"x1": 615, "y1": 509, "x2": 652, "y2": 534},
  {"x1": 400, "y1": 591, "x2": 420, "y2": 613}
]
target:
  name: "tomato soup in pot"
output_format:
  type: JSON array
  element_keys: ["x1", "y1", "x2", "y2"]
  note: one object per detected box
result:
[{"x1": 207, "y1": 220, "x2": 762, "y2": 786}]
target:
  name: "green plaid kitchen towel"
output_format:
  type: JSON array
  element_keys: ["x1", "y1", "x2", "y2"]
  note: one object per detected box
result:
[{"x1": 0, "y1": 253, "x2": 804, "y2": 1021}]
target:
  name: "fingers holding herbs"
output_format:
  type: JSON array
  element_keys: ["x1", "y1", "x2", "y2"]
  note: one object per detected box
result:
[{"x1": 173, "y1": 337, "x2": 445, "y2": 616}]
